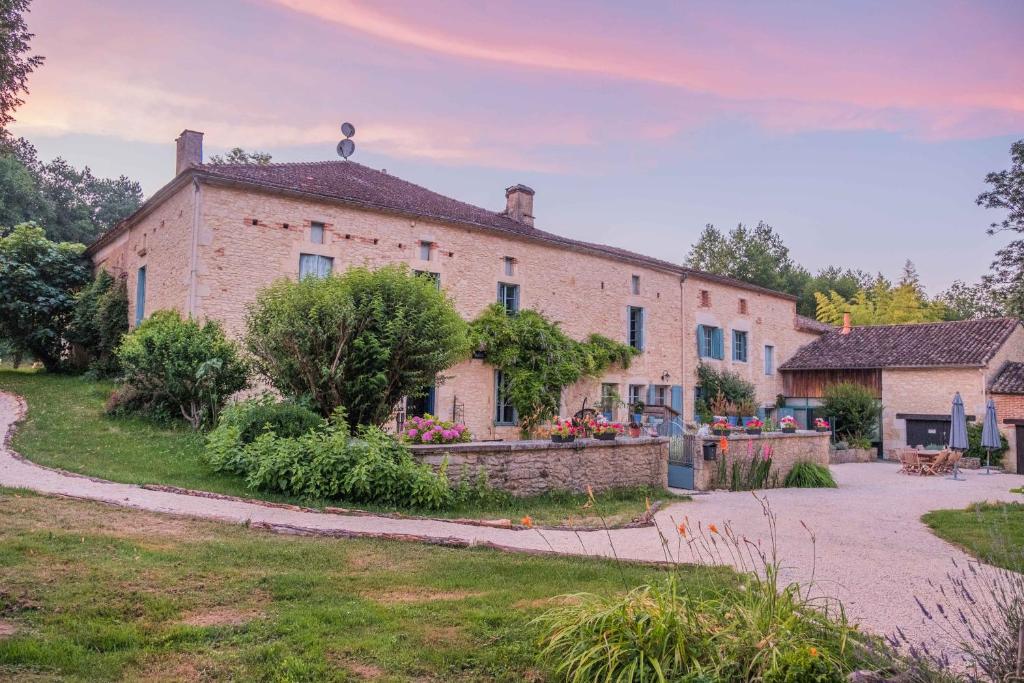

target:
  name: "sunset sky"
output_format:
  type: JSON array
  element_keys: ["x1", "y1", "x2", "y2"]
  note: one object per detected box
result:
[{"x1": 13, "y1": 0, "x2": 1024, "y2": 292}]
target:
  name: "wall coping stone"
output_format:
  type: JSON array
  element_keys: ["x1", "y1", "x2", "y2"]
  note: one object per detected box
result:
[
  {"x1": 409, "y1": 436, "x2": 668, "y2": 456},
  {"x1": 698, "y1": 431, "x2": 829, "y2": 442}
]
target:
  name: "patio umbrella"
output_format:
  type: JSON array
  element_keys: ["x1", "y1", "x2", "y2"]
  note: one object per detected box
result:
[
  {"x1": 947, "y1": 392, "x2": 968, "y2": 481},
  {"x1": 981, "y1": 398, "x2": 1001, "y2": 475}
]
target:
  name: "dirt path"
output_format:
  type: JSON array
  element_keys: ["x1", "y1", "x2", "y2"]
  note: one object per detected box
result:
[{"x1": 2, "y1": 389, "x2": 1021, "y2": 657}]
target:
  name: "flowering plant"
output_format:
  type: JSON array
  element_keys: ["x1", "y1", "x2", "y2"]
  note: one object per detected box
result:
[
  {"x1": 711, "y1": 419, "x2": 731, "y2": 432},
  {"x1": 550, "y1": 417, "x2": 577, "y2": 438},
  {"x1": 589, "y1": 418, "x2": 624, "y2": 436},
  {"x1": 402, "y1": 414, "x2": 472, "y2": 444},
  {"x1": 814, "y1": 417, "x2": 830, "y2": 429},
  {"x1": 745, "y1": 417, "x2": 764, "y2": 429},
  {"x1": 780, "y1": 416, "x2": 797, "y2": 428}
]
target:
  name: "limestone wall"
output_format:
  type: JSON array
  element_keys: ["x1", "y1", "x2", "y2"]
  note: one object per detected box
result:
[
  {"x1": 409, "y1": 437, "x2": 668, "y2": 497},
  {"x1": 692, "y1": 432, "x2": 830, "y2": 490}
]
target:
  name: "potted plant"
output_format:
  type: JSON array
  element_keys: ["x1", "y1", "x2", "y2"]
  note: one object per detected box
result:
[
  {"x1": 631, "y1": 399, "x2": 645, "y2": 424},
  {"x1": 592, "y1": 419, "x2": 623, "y2": 441},
  {"x1": 814, "y1": 417, "x2": 831, "y2": 433},
  {"x1": 550, "y1": 418, "x2": 576, "y2": 443},
  {"x1": 779, "y1": 415, "x2": 797, "y2": 433},
  {"x1": 744, "y1": 417, "x2": 764, "y2": 435},
  {"x1": 627, "y1": 421, "x2": 642, "y2": 438},
  {"x1": 711, "y1": 418, "x2": 730, "y2": 436}
]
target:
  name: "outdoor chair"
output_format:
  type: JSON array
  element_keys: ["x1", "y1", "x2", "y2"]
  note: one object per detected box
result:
[
  {"x1": 920, "y1": 451, "x2": 948, "y2": 476},
  {"x1": 898, "y1": 448, "x2": 922, "y2": 475},
  {"x1": 943, "y1": 450, "x2": 962, "y2": 474}
]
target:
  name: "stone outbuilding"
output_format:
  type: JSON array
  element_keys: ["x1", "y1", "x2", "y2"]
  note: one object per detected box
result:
[{"x1": 779, "y1": 316, "x2": 1024, "y2": 470}]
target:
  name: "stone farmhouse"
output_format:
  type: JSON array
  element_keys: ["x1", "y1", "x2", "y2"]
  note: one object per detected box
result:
[
  {"x1": 86, "y1": 130, "x2": 826, "y2": 440},
  {"x1": 780, "y1": 316, "x2": 1024, "y2": 472}
]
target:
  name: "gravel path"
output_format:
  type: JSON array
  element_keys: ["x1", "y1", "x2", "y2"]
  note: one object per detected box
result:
[{"x1": 2, "y1": 389, "x2": 1022, "y2": 654}]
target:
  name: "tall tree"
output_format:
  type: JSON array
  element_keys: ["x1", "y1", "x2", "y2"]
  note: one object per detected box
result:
[
  {"x1": 815, "y1": 274, "x2": 946, "y2": 326},
  {"x1": 686, "y1": 221, "x2": 807, "y2": 296},
  {"x1": 0, "y1": 151, "x2": 49, "y2": 231},
  {"x1": 976, "y1": 140, "x2": 1024, "y2": 318},
  {"x1": 0, "y1": 0, "x2": 43, "y2": 139},
  {"x1": 937, "y1": 279, "x2": 1004, "y2": 320},
  {"x1": 208, "y1": 147, "x2": 272, "y2": 165}
]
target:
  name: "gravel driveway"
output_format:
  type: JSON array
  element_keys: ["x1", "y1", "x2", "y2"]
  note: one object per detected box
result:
[{"x1": 1, "y1": 389, "x2": 1022, "y2": 657}]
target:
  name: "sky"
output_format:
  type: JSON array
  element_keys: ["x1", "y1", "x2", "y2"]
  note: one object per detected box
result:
[{"x1": 11, "y1": 0, "x2": 1024, "y2": 294}]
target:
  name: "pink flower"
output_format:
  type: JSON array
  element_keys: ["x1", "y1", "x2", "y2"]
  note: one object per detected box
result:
[
  {"x1": 422, "y1": 431, "x2": 434, "y2": 442},
  {"x1": 408, "y1": 428, "x2": 418, "y2": 438}
]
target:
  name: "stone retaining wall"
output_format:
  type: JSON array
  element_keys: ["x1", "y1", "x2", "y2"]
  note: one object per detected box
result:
[
  {"x1": 693, "y1": 432, "x2": 830, "y2": 490},
  {"x1": 830, "y1": 447, "x2": 877, "y2": 464},
  {"x1": 409, "y1": 437, "x2": 668, "y2": 497}
]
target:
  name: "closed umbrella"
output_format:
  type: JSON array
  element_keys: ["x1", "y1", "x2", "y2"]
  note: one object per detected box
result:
[
  {"x1": 981, "y1": 398, "x2": 1001, "y2": 475},
  {"x1": 948, "y1": 392, "x2": 968, "y2": 481}
]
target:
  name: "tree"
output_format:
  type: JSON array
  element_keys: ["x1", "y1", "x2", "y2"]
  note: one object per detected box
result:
[
  {"x1": 0, "y1": 151, "x2": 50, "y2": 232},
  {"x1": 68, "y1": 270, "x2": 128, "y2": 375},
  {"x1": 937, "y1": 280, "x2": 1005, "y2": 320},
  {"x1": 117, "y1": 311, "x2": 250, "y2": 429},
  {"x1": 977, "y1": 140, "x2": 1024, "y2": 235},
  {"x1": 821, "y1": 382, "x2": 881, "y2": 442},
  {"x1": 208, "y1": 147, "x2": 272, "y2": 165},
  {"x1": 0, "y1": 223, "x2": 90, "y2": 370},
  {"x1": 686, "y1": 221, "x2": 806, "y2": 296},
  {"x1": 469, "y1": 304, "x2": 637, "y2": 435},
  {"x1": 246, "y1": 265, "x2": 469, "y2": 425},
  {"x1": 797, "y1": 266, "x2": 871, "y2": 317},
  {"x1": 0, "y1": 0, "x2": 44, "y2": 137},
  {"x1": 36, "y1": 157, "x2": 143, "y2": 243},
  {"x1": 815, "y1": 273, "x2": 947, "y2": 326}
]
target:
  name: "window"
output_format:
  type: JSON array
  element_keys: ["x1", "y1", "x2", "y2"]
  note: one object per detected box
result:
[
  {"x1": 310, "y1": 221, "x2": 325, "y2": 244},
  {"x1": 413, "y1": 270, "x2": 440, "y2": 289},
  {"x1": 764, "y1": 345, "x2": 775, "y2": 375},
  {"x1": 628, "y1": 384, "x2": 643, "y2": 410},
  {"x1": 299, "y1": 253, "x2": 333, "y2": 279},
  {"x1": 504, "y1": 256, "x2": 516, "y2": 276},
  {"x1": 631, "y1": 274, "x2": 640, "y2": 295},
  {"x1": 494, "y1": 371, "x2": 516, "y2": 424},
  {"x1": 497, "y1": 282, "x2": 520, "y2": 314},
  {"x1": 697, "y1": 325, "x2": 724, "y2": 359},
  {"x1": 601, "y1": 383, "x2": 618, "y2": 419},
  {"x1": 628, "y1": 306, "x2": 644, "y2": 350},
  {"x1": 738, "y1": 298, "x2": 748, "y2": 314},
  {"x1": 419, "y1": 241, "x2": 433, "y2": 261},
  {"x1": 654, "y1": 385, "x2": 666, "y2": 406},
  {"x1": 135, "y1": 266, "x2": 146, "y2": 326},
  {"x1": 699, "y1": 290, "x2": 710, "y2": 307},
  {"x1": 406, "y1": 385, "x2": 435, "y2": 418},
  {"x1": 732, "y1": 330, "x2": 748, "y2": 362}
]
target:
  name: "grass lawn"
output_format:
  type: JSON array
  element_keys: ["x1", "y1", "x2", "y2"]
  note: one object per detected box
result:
[
  {"x1": 0, "y1": 489, "x2": 730, "y2": 681},
  {"x1": 922, "y1": 502, "x2": 1024, "y2": 571},
  {"x1": 0, "y1": 370, "x2": 683, "y2": 526}
]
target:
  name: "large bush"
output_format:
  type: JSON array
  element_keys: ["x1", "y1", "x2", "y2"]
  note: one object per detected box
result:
[
  {"x1": 696, "y1": 362, "x2": 756, "y2": 420},
  {"x1": 0, "y1": 223, "x2": 91, "y2": 370},
  {"x1": 820, "y1": 382, "x2": 881, "y2": 441},
  {"x1": 218, "y1": 395, "x2": 325, "y2": 445},
  {"x1": 116, "y1": 310, "x2": 249, "y2": 429},
  {"x1": 205, "y1": 412, "x2": 453, "y2": 509},
  {"x1": 245, "y1": 266, "x2": 469, "y2": 425},
  {"x1": 470, "y1": 304, "x2": 637, "y2": 434},
  {"x1": 68, "y1": 270, "x2": 128, "y2": 376},
  {"x1": 965, "y1": 421, "x2": 1009, "y2": 467}
]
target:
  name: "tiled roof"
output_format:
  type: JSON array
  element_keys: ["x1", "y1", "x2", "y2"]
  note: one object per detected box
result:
[
  {"x1": 86, "y1": 159, "x2": 797, "y2": 300},
  {"x1": 990, "y1": 361, "x2": 1024, "y2": 394},
  {"x1": 794, "y1": 315, "x2": 834, "y2": 334},
  {"x1": 779, "y1": 318, "x2": 1021, "y2": 370}
]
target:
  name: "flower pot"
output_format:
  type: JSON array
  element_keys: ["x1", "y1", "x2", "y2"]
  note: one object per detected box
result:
[
  {"x1": 594, "y1": 432, "x2": 617, "y2": 441},
  {"x1": 781, "y1": 427, "x2": 796, "y2": 434},
  {"x1": 628, "y1": 427, "x2": 641, "y2": 438},
  {"x1": 815, "y1": 427, "x2": 829, "y2": 433},
  {"x1": 712, "y1": 428, "x2": 729, "y2": 436},
  {"x1": 551, "y1": 434, "x2": 575, "y2": 443},
  {"x1": 745, "y1": 428, "x2": 762, "y2": 435}
]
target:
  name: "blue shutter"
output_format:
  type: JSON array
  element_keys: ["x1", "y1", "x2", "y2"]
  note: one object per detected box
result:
[
  {"x1": 712, "y1": 327, "x2": 724, "y2": 359},
  {"x1": 134, "y1": 266, "x2": 146, "y2": 326},
  {"x1": 696, "y1": 325, "x2": 706, "y2": 357},
  {"x1": 646, "y1": 384, "x2": 655, "y2": 405}
]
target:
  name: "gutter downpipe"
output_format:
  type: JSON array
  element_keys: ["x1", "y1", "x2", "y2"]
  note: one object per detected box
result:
[
  {"x1": 187, "y1": 176, "x2": 202, "y2": 318},
  {"x1": 680, "y1": 273, "x2": 688, "y2": 419}
]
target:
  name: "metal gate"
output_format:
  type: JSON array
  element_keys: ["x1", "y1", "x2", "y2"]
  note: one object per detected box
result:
[{"x1": 668, "y1": 433, "x2": 696, "y2": 489}]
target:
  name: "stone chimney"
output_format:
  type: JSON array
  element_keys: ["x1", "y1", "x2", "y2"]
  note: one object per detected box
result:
[
  {"x1": 504, "y1": 184, "x2": 535, "y2": 227},
  {"x1": 175, "y1": 130, "x2": 204, "y2": 175},
  {"x1": 841, "y1": 312, "x2": 852, "y2": 335}
]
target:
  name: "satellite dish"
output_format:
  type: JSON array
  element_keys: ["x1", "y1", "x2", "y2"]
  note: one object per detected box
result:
[
  {"x1": 337, "y1": 138, "x2": 355, "y2": 159},
  {"x1": 340, "y1": 122, "x2": 355, "y2": 138}
]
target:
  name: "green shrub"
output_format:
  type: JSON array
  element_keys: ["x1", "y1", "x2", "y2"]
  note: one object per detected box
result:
[
  {"x1": 245, "y1": 265, "x2": 469, "y2": 425},
  {"x1": 116, "y1": 310, "x2": 249, "y2": 429},
  {"x1": 696, "y1": 363, "x2": 756, "y2": 420},
  {"x1": 204, "y1": 412, "x2": 453, "y2": 509},
  {"x1": 69, "y1": 270, "x2": 128, "y2": 376},
  {"x1": 219, "y1": 395, "x2": 324, "y2": 445},
  {"x1": 965, "y1": 422, "x2": 1008, "y2": 468},
  {"x1": 820, "y1": 383, "x2": 881, "y2": 441},
  {"x1": 783, "y1": 461, "x2": 837, "y2": 488}
]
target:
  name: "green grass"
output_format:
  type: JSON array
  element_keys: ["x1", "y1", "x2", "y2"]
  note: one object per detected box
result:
[
  {"x1": 0, "y1": 370, "x2": 682, "y2": 526},
  {"x1": 922, "y1": 502, "x2": 1024, "y2": 572},
  {"x1": 0, "y1": 489, "x2": 730, "y2": 681}
]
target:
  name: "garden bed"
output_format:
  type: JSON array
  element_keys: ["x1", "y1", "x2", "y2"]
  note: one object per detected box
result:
[{"x1": 695, "y1": 431, "x2": 830, "y2": 490}]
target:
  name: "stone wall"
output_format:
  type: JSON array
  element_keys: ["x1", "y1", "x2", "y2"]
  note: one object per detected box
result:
[
  {"x1": 829, "y1": 447, "x2": 876, "y2": 464},
  {"x1": 409, "y1": 437, "x2": 668, "y2": 497},
  {"x1": 692, "y1": 432, "x2": 830, "y2": 490}
]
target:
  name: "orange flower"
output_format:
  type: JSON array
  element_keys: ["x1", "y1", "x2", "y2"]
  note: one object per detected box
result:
[
  {"x1": 808, "y1": 646, "x2": 818, "y2": 658},
  {"x1": 645, "y1": 497, "x2": 651, "y2": 512},
  {"x1": 718, "y1": 436, "x2": 729, "y2": 454},
  {"x1": 709, "y1": 523, "x2": 719, "y2": 534},
  {"x1": 521, "y1": 515, "x2": 533, "y2": 528},
  {"x1": 586, "y1": 484, "x2": 595, "y2": 502},
  {"x1": 677, "y1": 522, "x2": 687, "y2": 537}
]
